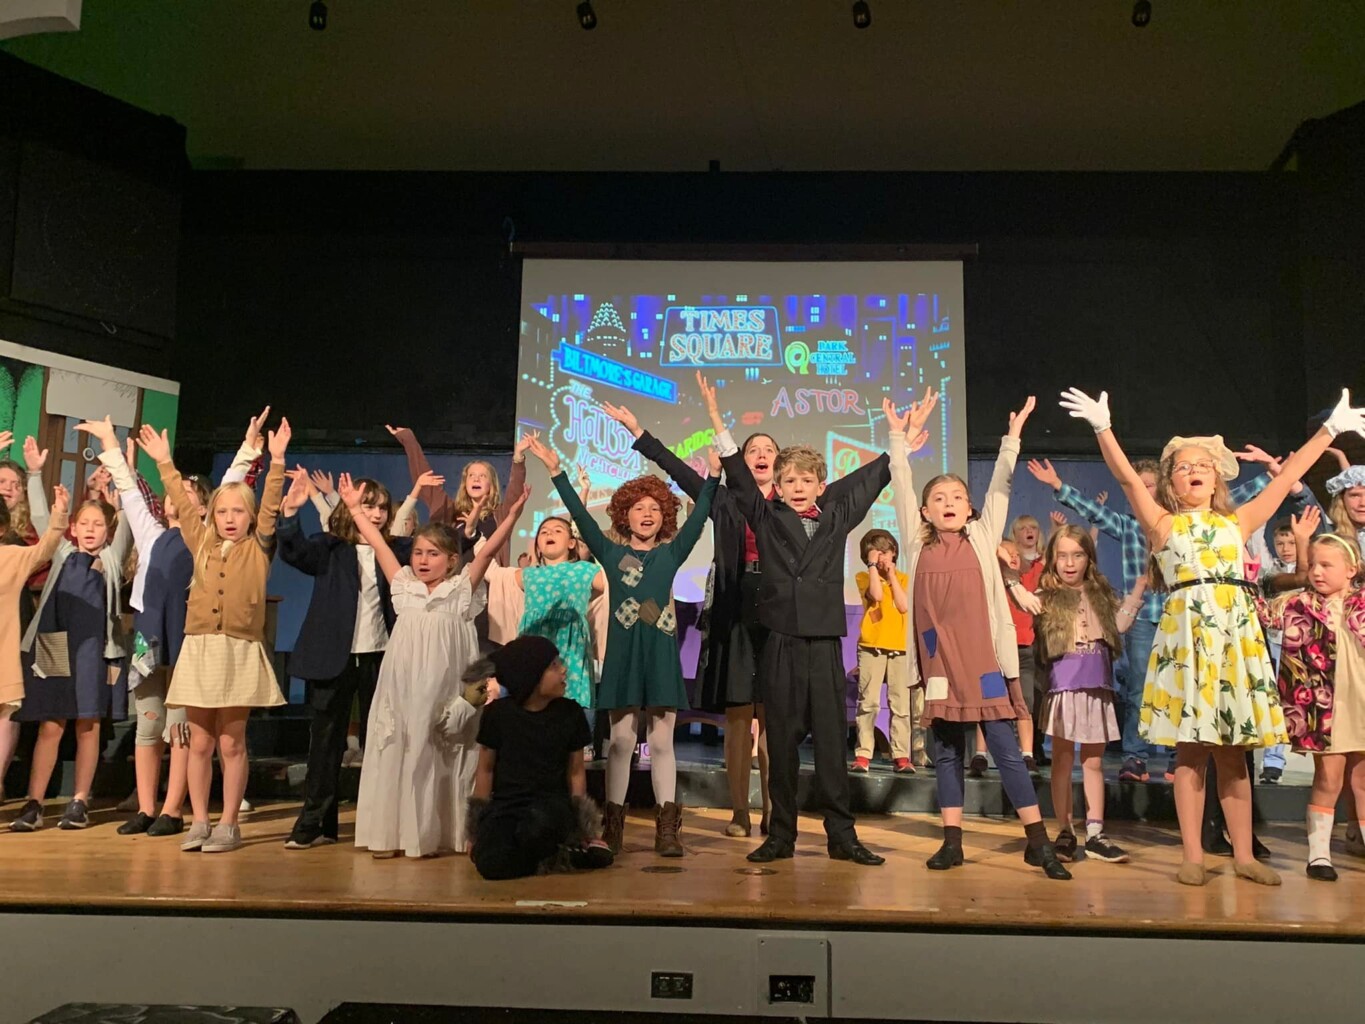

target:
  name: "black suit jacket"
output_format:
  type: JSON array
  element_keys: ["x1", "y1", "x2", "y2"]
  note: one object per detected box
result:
[
  {"x1": 277, "y1": 515, "x2": 413, "y2": 681},
  {"x1": 720, "y1": 448, "x2": 890, "y2": 639}
]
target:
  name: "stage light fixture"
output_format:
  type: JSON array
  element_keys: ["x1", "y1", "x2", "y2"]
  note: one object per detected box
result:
[
  {"x1": 1131, "y1": 0, "x2": 1151, "y2": 27},
  {"x1": 309, "y1": 0, "x2": 327, "y2": 31},
  {"x1": 852, "y1": 1, "x2": 871, "y2": 29},
  {"x1": 576, "y1": 1, "x2": 597, "y2": 30}
]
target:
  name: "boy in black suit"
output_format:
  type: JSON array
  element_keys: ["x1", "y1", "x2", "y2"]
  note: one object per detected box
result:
[{"x1": 700, "y1": 373, "x2": 891, "y2": 866}]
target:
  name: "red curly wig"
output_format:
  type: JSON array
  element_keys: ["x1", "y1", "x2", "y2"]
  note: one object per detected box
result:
[{"x1": 607, "y1": 474, "x2": 681, "y2": 542}]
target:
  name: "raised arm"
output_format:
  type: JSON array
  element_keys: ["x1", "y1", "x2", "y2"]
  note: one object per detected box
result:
[
  {"x1": 338, "y1": 473, "x2": 403, "y2": 583},
  {"x1": 1234, "y1": 392, "x2": 1365, "y2": 538},
  {"x1": 387, "y1": 425, "x2": 450, "y2": 520},
  {"x1": 978, "y1": 397, "x2": 1033, "y2": 543},
  {"x1": 501, "y1": 434, "x2": 530, "y2": 510},
  {"x1": 22, "y1": 436, "x2": 49, "y2": 534},
  {"x1": 664, "y1": 457, "x2": 719, "y2": 561},
  {"x1": 83, "y1": 418, "x2": 165, "y2": 556},
  {"x1": 254, "y1": 418, "x2": 290, "y2": 541},
  {"x1": 276, "y1": 468, "x2": 330, "y2": 575},
  {"x1": 465, "y1": 485, "x2": 530, "y2": 591},
  {"x1": 217, "y1": 405, "x2": 270, "y2": 486},
  {"x1": 1059, "y1": 388, "x2": 1170, "y2": 540},
  {"x1": 529, "y1": 434, "x2": 611, "y2": 561},
  {"x1": 141, "y1": 425, "x2": 209, "y2": 554},
  {"x1": 10, "y1": 485, "x2": 69, "y2": 579},
  {"x1": 883, "y1": 392, "x2": 939, "y2": 550},
  {"x1": 623, "y1": 408, "x2": 709, "y2": 503}
]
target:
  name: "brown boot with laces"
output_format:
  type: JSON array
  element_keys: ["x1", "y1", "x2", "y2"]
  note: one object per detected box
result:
[
  {"x1": 602, "y1": 802, "x2": 626, "y2": 855},
  {"x1": 655, "y1": 802, "x2": 685, "y2": 857}
]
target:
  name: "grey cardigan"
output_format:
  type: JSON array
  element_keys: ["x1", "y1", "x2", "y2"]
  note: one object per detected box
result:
[{"x1": 21, "y1": 510, "x2": 134, "y2": 661}]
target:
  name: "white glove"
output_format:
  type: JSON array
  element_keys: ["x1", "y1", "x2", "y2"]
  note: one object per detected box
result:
[
  {"x1": 1059, "y1": 387, "x2": 1112, "y2": 434},
  {"x1": 1011, "y1": 585, "x2": 1042, "y2": 616},
  {"x1": 1323, "y1": 389, "x2": 1365, "y2": 439}
]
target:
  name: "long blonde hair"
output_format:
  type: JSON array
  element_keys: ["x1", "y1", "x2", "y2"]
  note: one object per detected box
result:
[
  {"x1": 0, "y1": 459, "x2": 32, "y2": 538},
  {"x1": 451, "y1": 460, "x2": 501, "y2": 522},
  {"x1": 193, "y1": 481, "x2": 258, "y2": 588},
  {"x1": 1328, "y1": 490, "x2": 1365, "y2": 539}
]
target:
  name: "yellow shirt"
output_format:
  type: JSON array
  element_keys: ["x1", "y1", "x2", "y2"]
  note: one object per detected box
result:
[{"x1": 856, "y1": 569, "x2": 909, "y2": 651}]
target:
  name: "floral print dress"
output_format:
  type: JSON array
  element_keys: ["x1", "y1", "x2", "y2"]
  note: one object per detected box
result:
[
  {"x1": 1276, "y1": 590, "x2": 1365, "y2": 753},
  {"x1": 1139, "y1": 510, "x2": 1287, "y2": 747}
]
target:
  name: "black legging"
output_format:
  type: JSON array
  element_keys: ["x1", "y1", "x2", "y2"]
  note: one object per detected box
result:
[{"x1": 472, "y1": 796, "x2": 574, "y2": 881}]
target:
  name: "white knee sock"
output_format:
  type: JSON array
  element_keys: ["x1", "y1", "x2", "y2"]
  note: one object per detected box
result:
[
  {"x1": 1307, "y1": 804, "x2": 1335, "y2": 867},
  {"x1": 606, "y1": 714, "x2": 638, "y2": 804},
  {"x1": 648, "y1": 712, "x2": 677, "y2": 805}
]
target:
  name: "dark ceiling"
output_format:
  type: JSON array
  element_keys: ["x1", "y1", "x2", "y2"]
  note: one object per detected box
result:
[{"x1": 5, "y1": 0, "x2": 1364, "y2": 171}]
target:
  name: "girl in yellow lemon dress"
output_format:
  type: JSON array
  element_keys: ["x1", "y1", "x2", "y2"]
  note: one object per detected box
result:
[{"x1": 1059, "y1": 386, "x2": 1365, "y2": 887}]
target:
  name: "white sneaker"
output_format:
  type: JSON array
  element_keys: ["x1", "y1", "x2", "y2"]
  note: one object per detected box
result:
[
  {"x1": 238, "y1": 798, "x2": 253, "y2": 814},
  {"x1": 202, "y1": 823, "x2": 243, "y2": 853},
  {"x1": 181, "y1": 820, "x2": 212, "y2": 852}
]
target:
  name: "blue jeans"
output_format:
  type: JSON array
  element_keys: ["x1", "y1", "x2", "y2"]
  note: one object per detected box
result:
[
  {"x1": 1120, "y1": 617, "x2": 1159, "y2": 763},
  {"x1": 1263, "y1": 639, "x2": 1287, "y2": 771}
]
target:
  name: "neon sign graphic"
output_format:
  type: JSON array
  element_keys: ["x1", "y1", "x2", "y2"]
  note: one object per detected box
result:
[
  {"x1": 549, "y1": 381, "x2": 644, "y2": 485},
  {"x1": 660, "y1": 306, "x2": 782, "y2": 367},
  {"x1": 554, "y1": 342, "x2": 677, "y2": 403},
  {"x1": 784, "y1": 339, "x2": 857, "y2": 377}
]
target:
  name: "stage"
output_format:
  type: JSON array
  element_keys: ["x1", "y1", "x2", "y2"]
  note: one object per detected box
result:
[{"x1": 2, "y1": 802, "x2": 1364, "y2": 1023}]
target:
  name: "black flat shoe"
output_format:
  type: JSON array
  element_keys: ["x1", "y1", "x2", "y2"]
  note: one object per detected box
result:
[
  {"x1": 747, "y1": 837, "x2": 795, "y2": 863},
  {"x1": 117, "y1": 812, "x2": 155, "y2": 836},
  {"x1": 146, "y1": 814, "x2": 184, "y2": 837},
  {"x1": 828, "y1": 840, "x2": 884, "y2": 866},
  {"x1": 1252, "y1": 835, "x2": 1272, "y2": 861},
  {"x1": 926, "y1": 843, "x2": 964, "y2": 870},
  {"x1": 1202, "y1": 828, "x2": 1234, "y2": 857},
  {"x1": 1306, "y1": 862, "x2": 1338, "y2": 882},
  {"x1": 1024, "y1": 843, "x2": 1072, "y2": 880}
]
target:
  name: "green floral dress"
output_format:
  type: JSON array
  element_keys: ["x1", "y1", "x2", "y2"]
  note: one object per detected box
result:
[
  {"x1": 553, "y1": 472, "x2": 717, "y2": 711},
  {"x1": 1139, "y1": 510, "x2": 1287, "y2": 747},
  {"x1": 518, "y1": 560, "x2": 601, "y2": 707}
]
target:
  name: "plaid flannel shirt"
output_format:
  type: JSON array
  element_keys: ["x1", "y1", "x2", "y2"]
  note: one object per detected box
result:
[{"x1": 1056, "y1": 473, "x2": 1269, "y2": 624}]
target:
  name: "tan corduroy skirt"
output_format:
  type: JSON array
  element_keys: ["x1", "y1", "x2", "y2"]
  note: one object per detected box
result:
[{"x1": 167, "y1": 633, "x2": 285, "y2": 709}]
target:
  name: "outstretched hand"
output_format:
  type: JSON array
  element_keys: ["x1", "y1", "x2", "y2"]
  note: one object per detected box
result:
[
  {"x1": 51, "y1": 484, "x2": 70, "y2": 519},
  {"x1": 514, "y1": 430, "x2": 538, "y2": 458},
  {"x1": 1324, "y1": 389, "x2": 1365, "y2": 440},
  {"x1": 413, "y1": 470, "x2": 445, "y2": 494},
  {"x1": 1059, "y1": 387, "x2": 1112, "y2": 433},
  {"x1": 882, "y1": 397, "x2": 908, "y2": 434},
  {"x1": 309, "y1": 469, "x2": 334, "y2": 495},
  {"x1": 459, "y1": 494, "x2": 487, "y2": 537},
  {"x1": 267, "y1": 417, "x2": 291, "y2": 462},
  {"x1": 706, "y1": 447, "x2": 722, "y2": 476},
  {"x1": 601, "y1": 403, "x2": 642, "y2": 439},
  {"x1": 23, "y1": 435, "x2": 48, "y2": 473},
  {"x1": 1027, "y1": 458, "x2": 1063, "y2": 491},
  {"x1": 0, "y1": 430, "x2": 10, "y2": 453},
  {"x1": 1049, "y1": 510, "x2": 1067, "y2": 527},
  {"x1": 525, "y1": 434, "x2": 561, "y2": 476},
  {"x1": 74, "y1": 416, "x2": 119, "y2": 452},
  {"x1": 907, "y1": 387, "x2": 940, "y2": 437},
  {"x1": 1007, "y1": 395, "x2": 1036, "y2": 440},
  {"x1": 1290, "y1": 505, "x2": 1321, "y2": 543},
  {"x1": 337, "y1": 472, "x2": 365, "y2": 511},
  {"x1": 245, "y1": 405, "x2": 271, "y2": 452},
  {"x1": 283, "y1": 467, "x2": 312, "y2": 515},
  {"x1": 136, "y1": 425, "x2": 171, "y2": 464}
]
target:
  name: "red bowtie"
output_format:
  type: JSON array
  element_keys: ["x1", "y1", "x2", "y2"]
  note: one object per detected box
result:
[{"x1": 796, "y1": 506, "x2": 821, "y2": 520}]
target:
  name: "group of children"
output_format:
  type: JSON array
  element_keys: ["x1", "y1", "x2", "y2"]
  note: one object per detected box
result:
[{"x1": 1, "y1": 379, "x2": 1363, "y2": 887}]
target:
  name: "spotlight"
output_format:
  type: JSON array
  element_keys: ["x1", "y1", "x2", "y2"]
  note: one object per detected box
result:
[
  {"x1": 576, "y1": 1, "x2": 597, "y2": 30},
  {"x1": 852, "y1": 1, "x2": 871, "y2": 29},
  {"x1": 1131, "y1": 0, "x2": 1151, "y2": 28},
  {"x1": 309, "y1": 0, "x2": 327, "y2": 31}
]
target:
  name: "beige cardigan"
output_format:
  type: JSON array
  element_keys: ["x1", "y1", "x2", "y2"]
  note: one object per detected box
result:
[
  {"x1": 890, "y1": 432, "x2": 1022, "y2": 689},
  {"x1": 0, "y1": 512, "x2": 70, "y2": 711}
]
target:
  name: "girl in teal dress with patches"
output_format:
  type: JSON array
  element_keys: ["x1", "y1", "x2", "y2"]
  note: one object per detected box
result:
[
  {"x1": 527, "y1": 435, "x2": 717, "y2": 860},
  {"x1": 516, "y1": 515, "x2": 605, "y2": 708}
]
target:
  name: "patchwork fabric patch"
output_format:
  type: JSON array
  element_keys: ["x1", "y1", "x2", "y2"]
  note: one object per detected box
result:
[
  {"x1": 657, "y1": 601, "x2": 677, "y2": 636},
  {"x1": 618, "y1": 553, "x2": 644, "y2": 588},
  {"x1": 925, "y1": 675, "x2": 949, "y2": 702},
  {"x1": 921, "y1": 627, "x2": 938, "y2": 659},
  {"x1": 638, "y1": 598, "x2": 662, "y2": 626},
  {"x1": 614, "y1": 597, "x2": 641, "y2": 629},
  {"x1": 979, "y1": 671, "x2": 1007, "y2": 700}
]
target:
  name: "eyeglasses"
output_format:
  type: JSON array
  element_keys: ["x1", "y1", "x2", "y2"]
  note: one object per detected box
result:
[{"x1": 1172, "y1": 461, "x2": 1215, "y2": 476}]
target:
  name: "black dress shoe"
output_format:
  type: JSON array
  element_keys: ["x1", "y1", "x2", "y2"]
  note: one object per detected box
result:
[
  {"x1": 117, "y1": 811, "x2": 156, "y2": 836},
  {"x1": 1306, "y1": 861, "x2": 1338, "y2": 882},
  {"x1": 926, "y1": 842, "x2": 964, "y2": 870},
  {"x1": 1252, "y1": 835, "x2": 1272, "y2": 861},
  {"x1": 146, "y1": 814, "x2": 184, "y2": 837},
  {"x1": 747, "y1": 836, "x2": 795, "y2": 862},
  {"x1": 828, "y1": 840, "x2": 885, "y2": 866},
  {"x1": 1024, "y1": 843, "x2": 1073, "y2": 880},
  {"x1": 1202, "y1": 827, "x2": 1234, "y2": 857}
]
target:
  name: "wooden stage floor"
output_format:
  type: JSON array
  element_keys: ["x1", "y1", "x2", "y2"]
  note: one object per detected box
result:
[{"x1": 1, "y1": 801, "x2": 1363, "y2": 939}]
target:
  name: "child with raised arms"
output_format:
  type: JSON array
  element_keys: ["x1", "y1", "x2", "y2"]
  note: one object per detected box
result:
[
  {"x1": 526, "y1": 433, "x2": 717, "y2": 858},
  {"x1": 337, "y1": 471, "x2": 528, "y2": 858},
  {"x1": 888, "y1": 392, "x2": 1071, "y2": 880},
  {"x1": 1058, "y1": 385, "x2": 1365, "y2": 885}
]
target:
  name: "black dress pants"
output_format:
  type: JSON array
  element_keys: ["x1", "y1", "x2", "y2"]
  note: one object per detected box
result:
[
  {"x1": 472, "y1": 796, "x2": 574, "y2": 880},
  {"x1": 293, "y1": 652, "x2": 383, "y2": 839},
  {"x1": 761, "y1": 633, "x2": 856, "y2": 845}
]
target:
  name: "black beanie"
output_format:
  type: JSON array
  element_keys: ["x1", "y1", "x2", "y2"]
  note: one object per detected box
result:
[{"x1": 490, "y1": 635, "x2": 560, "y2": 705}]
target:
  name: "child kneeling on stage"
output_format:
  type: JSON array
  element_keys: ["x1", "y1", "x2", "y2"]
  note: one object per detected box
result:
[{"x1": 467, "y1": 636, "x2": 613, "y2": 880}]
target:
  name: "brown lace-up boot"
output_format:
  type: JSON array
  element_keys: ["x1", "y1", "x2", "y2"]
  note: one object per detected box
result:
[
  {"x1": 655, "y1": 802, "x2": 684, "y2": 857},
  {"x1": 603, "y1": 802, "x2": 626, "y2": 855}
]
